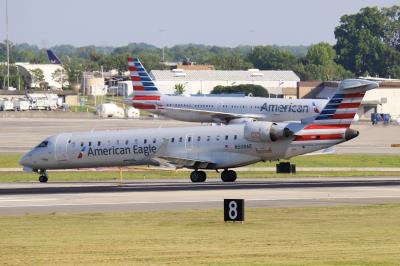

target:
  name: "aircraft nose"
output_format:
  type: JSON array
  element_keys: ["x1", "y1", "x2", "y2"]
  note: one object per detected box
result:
[{"x1": 19, "y1": 153, "x2": 32, "y2": 167}]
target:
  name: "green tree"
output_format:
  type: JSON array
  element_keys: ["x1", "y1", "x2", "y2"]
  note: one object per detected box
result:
[
  {"x1": 30, "y1": 68, "x2": 45, "y2": 88},
  {"x1": 51, "y1": 68, "x2": 68, "y2": 89},
  {"x1": 174, "y1": 83, "x2": 186, "y2": 95},
  {"x1": 334, "y1": 6, "x2": 400, "y2": 77},
  {"x1": 211, "y1": 84, "x2": 268, "y2": 97},
  {"x1": 247, "y1": 46, "x2": 298, "y2": 70},
  {"x1": 63, "y1": 59, "x2": 83, "y2": 90},
  {"x1": 305, "y1": 42, "x2": 336, "y2": 65},
  {"x1": 210, "y1": 54, "x2": 253, "y2": 70}
]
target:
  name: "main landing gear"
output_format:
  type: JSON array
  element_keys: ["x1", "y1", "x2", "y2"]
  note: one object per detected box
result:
[
  {"x1": 221, "y1": 169, "x2": 237, "y2": 182},
  {"x1": 190, "y1": 170, "x2": 207, "y2": 182},
  {"x1": 37, "y1": 169, "x2": 48, "y2": 183},
  {"x1": 189, "y1": 169, "x2": 238, "y2": 183}
]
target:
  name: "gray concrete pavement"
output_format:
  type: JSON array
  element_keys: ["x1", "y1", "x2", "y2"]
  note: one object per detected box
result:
[{"x1": 1, "y1": 178, "x2": 400, "y2": 215}]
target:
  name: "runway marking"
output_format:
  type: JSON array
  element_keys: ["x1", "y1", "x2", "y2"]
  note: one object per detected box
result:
[{"x1": 1, "y1": 195, "x2": 400, "y2": 208}]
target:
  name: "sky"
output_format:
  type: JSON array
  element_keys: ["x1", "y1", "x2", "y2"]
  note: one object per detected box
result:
[{"x1": 0, "y1": 0, "x2": 398, "y2": 48}]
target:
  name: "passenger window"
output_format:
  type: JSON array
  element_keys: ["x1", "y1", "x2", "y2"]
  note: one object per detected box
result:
[
  {"x1": 135, "y1": 139, "x2": 138, "y2": 144},
  {"x1": 144, "y1": 139, "x2": 147, "y2": 144},
  {"x1": 234, "y1": 135, "x2": 238, "y2": 140},
  {"x1": 179, "y1": 137, "x2": 183, "y2": 142},
  {"x1": 188, "y1": 136, "x2": 191, "y2": 142},
  {"x1": 153, "y1": 138, "x2": 156, "y2": 143},
  {"x1": 98, "y1": 141, "x2": 101, "y2": 146},
  {"x1": 89, "y1": 141, "x2": 92, "y2": 147},
  {"x1": 68, "y1": 139, "x2": 71, "y2": 144},
  {"x1": 80, "y1": 142, "x2": 84, "y2": 147},
  {"x1": 197, "y1": 136, "x2": 201, "y2": 141},
  {"x1": 216, "y1": 135, "x2": 220, "y2": 141},
  {"x1": 225, "y1": 135, "x2": 228, "y2": 140},
  {"x1": 207, "y1": 136, "x2": 210, "y2": 141},
  {"x1": 171, "y1": 137, "x2": 175, "y2": 143},
  {"x1": 125, "y1": 140, "x2": 129, "y2": 145},
  {"x1": 116, "y1": 140, "x2": 119, "y2": 145}
]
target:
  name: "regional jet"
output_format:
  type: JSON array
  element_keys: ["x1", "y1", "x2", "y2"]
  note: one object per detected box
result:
[
  {"x1": 123, "y1": 58, "x2": 329, "y2": 124},
  {"x1": 20, "y1": 79, "x2": 378, "y2": 183}
]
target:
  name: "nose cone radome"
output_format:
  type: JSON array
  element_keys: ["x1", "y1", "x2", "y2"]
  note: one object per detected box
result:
[{"x1": 19, "y1": 153, "x2": 32, "y2": 167}]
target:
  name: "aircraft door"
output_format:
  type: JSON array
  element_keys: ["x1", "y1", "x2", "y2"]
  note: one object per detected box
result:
[
  {"x1": 185, "y1": 134, "x2": 194, "y2": 152},
  {"x1": 55, "y1": 133, "x2": 71, "y2": 161}
]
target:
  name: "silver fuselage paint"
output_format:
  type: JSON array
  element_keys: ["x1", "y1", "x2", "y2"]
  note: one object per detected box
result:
[
  {"x1": 20, "y1": 123, "x2": 346, "y2": 171},
  {"x1": 154, "y1": 95, "x2": 328, "y2": 122}
]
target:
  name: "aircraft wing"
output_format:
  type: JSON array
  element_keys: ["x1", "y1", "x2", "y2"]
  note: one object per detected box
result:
[
  {"x1": 155, "y1": 155, "x2": 216, "y2": 169},
  {"x1": 162, "y1": 106, "x2": 265, "y2": 122}
]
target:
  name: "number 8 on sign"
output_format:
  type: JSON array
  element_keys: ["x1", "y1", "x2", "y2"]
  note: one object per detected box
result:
[{"x1": 224, "y1": 199, "x2": 244, "y2": 222}]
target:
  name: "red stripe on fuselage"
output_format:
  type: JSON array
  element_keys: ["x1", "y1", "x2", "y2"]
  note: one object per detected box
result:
[
  {"x1": 133, "y1": 95, "x2": 160, "y2": 101},
  {"x1": 133, "y1": 103, "x2": 156, "y2": 110},
  {"x1": 128, "y1": 66, "x2": 137, "y2": 71},
  {"x1": 304, "y1": 124, "x2": 351, "y2": 129},
  {"x1": 128, "y1": 57, "x2": 134, "y2": 62},
  {"x1": 294, "y1": 133, "x2": 343, "y2": 141}
]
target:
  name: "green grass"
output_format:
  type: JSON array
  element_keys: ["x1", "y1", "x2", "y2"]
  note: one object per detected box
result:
[
  {"x1": 253, "y1": 154, "x2": 400, "y2": 168},
  {"x1": 0, "y1": 154, "x2": 22, "y2": 168},
  {"x1": 1, "y1": 204, "x2": 400, "y2": 265},
  {"x1": 0, "y1": 170, "x2": 399, "y2": 182}
]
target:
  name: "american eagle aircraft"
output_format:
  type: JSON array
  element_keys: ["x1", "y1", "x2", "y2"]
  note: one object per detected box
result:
[
  {"x1": 20, "y1": 79, "x2": 377, "y2": 183},
  {"x1": 124, "y1": 58, "x2": 329, "y2": 124}
]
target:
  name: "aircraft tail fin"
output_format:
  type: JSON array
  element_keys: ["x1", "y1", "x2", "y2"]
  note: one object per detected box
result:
[
  {"x1": 304, "y1": 79, "x2": 378, "y2": 129},
  {"x1": 46, "y1": 49, "x2": 62, "y2": 65},
  {"x1": 126, "y1": 57, "x2": 161, "y2": 110}
]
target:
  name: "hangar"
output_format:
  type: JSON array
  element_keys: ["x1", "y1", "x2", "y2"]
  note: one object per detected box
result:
[
  {"x1": 150, "y1": 69, "x2": 300, "y2": 98},
  {"x1": 15, "y1": 63, "x2": 67, "y2": 89}
]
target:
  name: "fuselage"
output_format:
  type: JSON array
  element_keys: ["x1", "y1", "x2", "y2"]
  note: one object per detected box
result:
[
  {"x1": 20, "y1": 123, "x2": 349, "y2": 171},
  {"x1": 152, "y1": 95, "x2": 328, "y2": 123}
]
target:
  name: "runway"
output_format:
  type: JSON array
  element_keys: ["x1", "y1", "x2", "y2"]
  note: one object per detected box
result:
[{"x1": 1, "y1": 178, "x2": 400, "y2": 215}]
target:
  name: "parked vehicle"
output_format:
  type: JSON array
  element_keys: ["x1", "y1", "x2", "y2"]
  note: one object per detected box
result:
[
  {"x1": 13, "y1": 98, "x2": 30, "y2": 111},
  {"x1": 96, "y1": 103, "x2": 125, "y2": 118},
  {"x1": 0, "y1": 98, "x2": 14, "y2": 111}
]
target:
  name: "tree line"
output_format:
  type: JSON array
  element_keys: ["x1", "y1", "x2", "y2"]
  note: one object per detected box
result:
[{"x1": 0, "y1": 5, "x2": 398, "y2": 90}]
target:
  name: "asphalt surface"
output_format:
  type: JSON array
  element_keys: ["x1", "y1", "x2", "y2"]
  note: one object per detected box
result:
[
  {"x1": 1, "y1": 118, "x2": 399, "y2": 154},
  {"x1": 1, "y1": 177, "x2": 400, "y2": 215}
]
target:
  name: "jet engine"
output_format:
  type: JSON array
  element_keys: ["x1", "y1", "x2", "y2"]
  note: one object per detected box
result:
[{"x1": 244, "y1": 121, "x2": 293, "y2": 143}]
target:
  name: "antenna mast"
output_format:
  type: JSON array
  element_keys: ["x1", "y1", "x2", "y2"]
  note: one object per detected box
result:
[{"x1": 6, "y1": 0, "x2": 10, "y2": 90}]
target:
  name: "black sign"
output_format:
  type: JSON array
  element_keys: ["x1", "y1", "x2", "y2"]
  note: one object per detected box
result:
[{"x1": 224, "y1": 199, "x2": 244, "y2": 222}]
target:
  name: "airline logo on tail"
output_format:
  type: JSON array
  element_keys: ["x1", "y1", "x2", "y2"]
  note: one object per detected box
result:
[
  {"x1": 294, "y1": 79, "x2": 378, "y2": 143},
  {"x1": 46, "y1": 49, "x2": 62, "y2": 65},
  {"x1": 127, "y1": 58, "x2": 161, "y2": 110}
]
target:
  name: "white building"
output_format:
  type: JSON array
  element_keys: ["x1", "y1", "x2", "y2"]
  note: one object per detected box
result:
[
  {"x1": 150, "y1": 69, "x2": 300, "y2": 96},
  {"x1": 16, "y1": 63, "x2": 66, "y2": 89}
]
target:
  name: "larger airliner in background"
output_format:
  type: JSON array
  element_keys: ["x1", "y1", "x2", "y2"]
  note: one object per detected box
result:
[
  {"x1": 124, "y1": 58, "x2": 329, "y2": 124},
  {"x1": 20, "y1": 79, "x2": 378, "y2": 183}
]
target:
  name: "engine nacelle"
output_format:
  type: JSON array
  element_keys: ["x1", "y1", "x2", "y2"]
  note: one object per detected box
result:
[{"x1": 244, "y1": 121, "x2": 293, "y2": 143}]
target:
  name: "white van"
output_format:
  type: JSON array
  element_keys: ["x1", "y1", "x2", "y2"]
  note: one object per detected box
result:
[
  {"x1": 0, "y1": 99, "x2": 14, "y2": 111},
  {"x1": 13, "y1": 98, "x2": 30, "y2": 111}
]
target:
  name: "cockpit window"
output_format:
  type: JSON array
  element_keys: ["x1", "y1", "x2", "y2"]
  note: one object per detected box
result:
[{"x1": 37, "y1": 141, "x2": 49, "y2": 148}]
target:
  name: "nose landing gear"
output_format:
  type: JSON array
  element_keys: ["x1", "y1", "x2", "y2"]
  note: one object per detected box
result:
[{"x1": 37, "y1": 169, "x2": 48, "y2": 183}]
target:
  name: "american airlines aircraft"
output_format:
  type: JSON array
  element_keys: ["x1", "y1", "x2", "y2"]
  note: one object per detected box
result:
[
  {"x1": 124, "y1": 58, "x2": 328, "y2": 124},
  {"x1": 20, "y1": 79, "x2": 378, "y2": 183}
]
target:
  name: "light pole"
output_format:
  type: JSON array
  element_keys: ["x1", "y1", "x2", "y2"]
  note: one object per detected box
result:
[
  {"x1": 5, "y1": 0, "x2": 10, "y2": 90},
  {"x1": 159, "y1": 29, "x2": 167, "y2": 62}
]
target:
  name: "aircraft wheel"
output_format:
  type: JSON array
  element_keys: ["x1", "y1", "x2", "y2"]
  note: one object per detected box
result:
[
  {"x1": 190, "y1": 171, "x2": 206, "y2": 183},
  {"x1": 198, "y1": 171, "x2": 207, "y2": 182},
  {"x1": 39, "y1": 175, "x2": 48, "y2": 183},
  {"x1": 221, "y1": 170, "x2": 237, "y2": 182}
]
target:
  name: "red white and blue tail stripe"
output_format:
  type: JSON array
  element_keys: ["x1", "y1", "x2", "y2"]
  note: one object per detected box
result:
[
  {"x1": 127, "y1": 57, "x2": 161, "y2": 110},
  {"x1": 294, "y1": 79, "x2": 378, "y2": 144}
]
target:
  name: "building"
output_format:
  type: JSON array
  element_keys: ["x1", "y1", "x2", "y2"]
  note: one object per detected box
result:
[
  {"x1": 16, "y1": 63, "x2": 66, "y2": 89},
  {"x1": 150, "y1": 69, "x2": 300, "y2": 97},
  {"x1": 298, "y1": 80, "x2": 400, "y2": 119}
]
